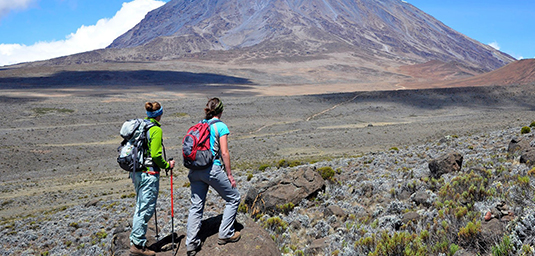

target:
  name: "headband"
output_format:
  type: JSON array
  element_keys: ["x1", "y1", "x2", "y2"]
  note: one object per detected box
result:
[
  {"x1": 147, "y1": 106, "x2": 163, "y2": 118},
  {"x1": 214, "y1": 101, "x2": 224, "y2": 113}
]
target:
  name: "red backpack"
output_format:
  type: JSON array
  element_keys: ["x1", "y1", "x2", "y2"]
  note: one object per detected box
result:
[{"x1": 182, "y1": 119, "x2": 221, "y2": 170}]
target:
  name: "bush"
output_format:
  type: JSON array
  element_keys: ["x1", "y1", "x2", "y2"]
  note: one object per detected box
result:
[
  {"x1": 262, "y1": 216, "x2": 288, "y2": 234},
  {"x1": 368, "y1": 231, "x2": 428, "y2": 256},
  {"x1": 530, "y1": 121, "x2": 535, "y2": 127},
  {"x1": 277, "y1": 159, "x2": 288, "y2": 168},
  {"x1": 238, "y1": 203, "x2": 248, "y2": 214},
  {"x1": 276, "y1": 202, "x2": 295, "y2": 214},
  {"x1": 317, "y1": 166, "x2": 335, "y2": 181},
  {"x1": 458, "y1": 221, "x2": 481, "y2": 245},
  {"x1": 258, "y1": 164, "x2": 270, "y2": 171},
  {"x1": 492, "y1": 235, "x2": 514, "y2": 256},
  {"x1": 521, "y1": 126, "x2": 531, "y2": 134},
  {"x1": 288, "y1": 160, "x2": 302, "y2": 167}
]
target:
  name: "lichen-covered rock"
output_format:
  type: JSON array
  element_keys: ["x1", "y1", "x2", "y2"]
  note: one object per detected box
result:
[
  {"x1": 508, "y1": 137, "x2": 531, "y2": 158},
  {"x1": 244, "y1": 166, "x2": 325, "y2": 215},
  {"x1": 520, "y1": 149, "x2": 535, "y2": 165},
  {"x1": 428, "y1": 152, "x2": 463, "y2": 178}
]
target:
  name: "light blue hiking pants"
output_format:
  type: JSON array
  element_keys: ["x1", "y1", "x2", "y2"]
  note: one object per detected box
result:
[
  {"x1": 186, "y1": 164, "x2": 241, "y2": 251},
  {"x1": 130, "y1": 172, "x2": 160, "y2": 247}
]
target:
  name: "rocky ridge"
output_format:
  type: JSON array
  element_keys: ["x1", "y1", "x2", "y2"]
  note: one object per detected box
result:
[{"x1": 3, "y1": 124, "x2": 535, "y2": 255}]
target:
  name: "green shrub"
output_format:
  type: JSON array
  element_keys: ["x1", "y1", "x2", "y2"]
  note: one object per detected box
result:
[
  {"x1": 262, "y1": 216, "x2": 288, "y2": 234},
  {"x1": 238, "y1": 203, "x2": 248, "y2": 214},
  {"x1": 458, "y1": 221, "x2": 481, "y2": 245},
  {"x1": 530, "y1": 121, "x2": 535, "y2": 127},
  {"x1": 492, "y1": 235, "x2": 514, "y2": 256},
  {"x1": 288, "y1": 160, "x2": 302, "y2": 167},
  {"x1": 368, "y1": 231, "x2": 428, "y2": 256},
  {"x1": 121, "y1": 192, "x2": 136, "y2": 199},
  {"x1": 317, "y1": 166, "x2": 335, "y2": 181},
  {"x1": 276, "y1": 202, "x2": 295, "y2": 214},
  {"x1": 521, "y1": 126, "x2": 531, "y2": 134},
  {"x1": 277, "y1": 159, "x2": 288, "y2": 168},
  {"x1": 247, "y1": 173, "x2": 254, "y2": 181},
  {"x1": 294, "y1": 250, "x2": 305, "y2": 256},
  {"x1": 258, "y1": 164, "x2": 270, "y2": 171}
]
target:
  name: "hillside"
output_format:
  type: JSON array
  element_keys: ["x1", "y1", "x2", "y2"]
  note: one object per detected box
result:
[
  {"x1": 399, "y1": 58, "x2": 535, "y2": 89},
  {"x1": 108, "y1": 0, "x2": 514, "y2": 71}
]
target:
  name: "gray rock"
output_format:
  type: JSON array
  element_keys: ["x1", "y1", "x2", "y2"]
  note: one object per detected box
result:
[
  {"x1": 508, "y1": 137, "x2": 530, "y2": 158},
  {"x1": 244, "y1": 166, "x2": 325, "y2": 214},
  {"x1": 401, "y1": 212, "x2": 420, "y2": 225},
  {"x1": 428, "y1": 152, "x2": 463, "y2": 179},
  {"x1": 304, "y1": 237, "x2": 329, "y2": 256},
  {"x1": 520, "y1": 149, "x2": 535, "y2": 165},
  {"x1": 324, "y1": 205, "x2": 347, "y2": 221}
]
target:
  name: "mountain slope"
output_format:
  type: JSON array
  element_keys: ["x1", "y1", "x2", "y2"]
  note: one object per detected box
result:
[{"x1": 108, "y1": 0, "x2": 514, "y2": 71}]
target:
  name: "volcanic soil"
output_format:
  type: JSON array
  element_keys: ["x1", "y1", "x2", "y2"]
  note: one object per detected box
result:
[{"x1": 1, "y1": 80, "x2": 535, "y2": 220}]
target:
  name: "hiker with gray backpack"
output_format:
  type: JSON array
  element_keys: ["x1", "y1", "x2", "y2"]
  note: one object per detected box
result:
[
  {"x1": 118, "y1": 101, "x2": 175, "y2": 256},
  {"x1": 184, "y1": 98, "x2": 241, "y2": 256}
]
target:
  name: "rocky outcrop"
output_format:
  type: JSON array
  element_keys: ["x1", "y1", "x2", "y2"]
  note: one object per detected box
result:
[
  {"x1": 428, "y1": 152, "x2": 463, "y2": 179},
  {"x1": 508, "y1": 137, "x2": 531, "y2": 158},
  {"x1": 111, "y1": 214, "x2": 280, "y2": 256},
  {"x1": 244, "y1": 166, "x2": 325, "y2": 215}
]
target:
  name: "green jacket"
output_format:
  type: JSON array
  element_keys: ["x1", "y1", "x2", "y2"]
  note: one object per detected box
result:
[{"x1": 146, "y1": 118, "x2": 169, "y2": 171}]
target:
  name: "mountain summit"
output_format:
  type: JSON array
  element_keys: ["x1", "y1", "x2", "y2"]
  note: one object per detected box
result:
[{"x1": 108, "y1": 0, "x2": 514, "y2": 71}]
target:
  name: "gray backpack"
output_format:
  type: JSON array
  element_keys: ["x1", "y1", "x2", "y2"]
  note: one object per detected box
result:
[{"x1": 117, "y1": 119, "x2": 155, "y2": 172}]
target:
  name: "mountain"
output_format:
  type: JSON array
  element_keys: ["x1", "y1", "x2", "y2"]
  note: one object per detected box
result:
[{"x1": 108, "y1": 0, "x2": 514, "y2": 71}]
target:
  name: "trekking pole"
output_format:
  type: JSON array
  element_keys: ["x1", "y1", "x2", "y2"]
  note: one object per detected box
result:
[
  {"x1": 154, "y1": 205, "x2": 160, "y2": 241},
  {"x1": 168, "y1": 158, "x2": 176, "y2": 252}
]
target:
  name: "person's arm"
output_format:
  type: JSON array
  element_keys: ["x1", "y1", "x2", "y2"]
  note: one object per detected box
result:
[{"x1": 219, "y1": 134, "x2": 236, "y2": 188}]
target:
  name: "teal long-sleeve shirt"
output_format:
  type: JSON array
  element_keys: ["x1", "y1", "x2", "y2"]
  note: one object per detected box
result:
[{"x1": 146, "y1": 118, "x2": 170, "y2": 170}]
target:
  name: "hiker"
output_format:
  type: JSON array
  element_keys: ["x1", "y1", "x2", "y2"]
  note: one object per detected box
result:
[
  {"x1": 130, "y1": 101, "x2": 175, "y2": 256},
  {"x1": 185, "y1": 98, "x2": 241, "y2": 256}
]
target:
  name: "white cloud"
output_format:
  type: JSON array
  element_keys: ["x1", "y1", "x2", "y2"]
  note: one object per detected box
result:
[
  {"x1": 0, "y1": 0, "x2": 165, "y2": 66},
  {"x1": 488, "y1": 41, "x2": 500, "y2": 50},
  {"x1": 0, "y1": 0, "x2": 35, "y2": 19}
]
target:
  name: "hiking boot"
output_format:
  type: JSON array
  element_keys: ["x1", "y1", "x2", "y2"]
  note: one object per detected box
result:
[
  {"x1": 129, "y1": 244, "x2": 156, "y2": 256},
  {"x1": 186, "y1": 250, "x2": 197, "y2": 256},
  {"x1": 218, "y1": 231, "x2": 241, "y2": 245}
]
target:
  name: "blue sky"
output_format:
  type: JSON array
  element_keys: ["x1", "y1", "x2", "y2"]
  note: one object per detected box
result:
[{"x1": 0, "y1": 0, "x2": 533, "y2": 66}]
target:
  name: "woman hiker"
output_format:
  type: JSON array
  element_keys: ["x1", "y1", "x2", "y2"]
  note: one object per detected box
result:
[
  {"x1": 185, "y1": 98, "x2": 241, "y2": 256},
  {"x1": 130, "y1": 101, "x2": 175, "y2": 256}
]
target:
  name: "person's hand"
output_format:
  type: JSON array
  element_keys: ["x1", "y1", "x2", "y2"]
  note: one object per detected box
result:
[
  {"x1": 228, "y1": 174, "x2": 237, "y2": 188},
  {"x1": 169, "y1": 160, "x2": 175, "y2": 169}
]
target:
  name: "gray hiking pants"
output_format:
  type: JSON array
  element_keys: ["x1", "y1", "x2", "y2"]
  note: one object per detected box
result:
[{"x1": 185, "y1": 164, "x2": 241, "y2": 251}]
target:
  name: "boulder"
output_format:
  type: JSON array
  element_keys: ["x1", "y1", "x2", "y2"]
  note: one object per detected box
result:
[
  {"x1": 479, "y1": 218, "x2": 505, "y2": 249},
  {"x1": 110, "y1": 214, "x2": 280, "y2": 256},
  {"x1": 520, "y1": 149, "x2": 535, "y2": 165},
  {"x1": 428, "y1": 152, "x2": 463, "y2": 179},
  {"x1": 244, "y1": 166, "x2": 325, "y2": 215},
  {"x1": 401, "y1": 212, "x2": 420, "y2": 225},
  {"x1": 324, "y1": 205, "x2": 347, "y2": 221},
  {"x1": 304, "y1": 237, "x2": 329, "y2": 256},
  {"x1": 507, "y1": 137, "x2": 530, "y2": 158},
  {"x1": 411, "y1": 190, "x2": 434, "y2": 208}
]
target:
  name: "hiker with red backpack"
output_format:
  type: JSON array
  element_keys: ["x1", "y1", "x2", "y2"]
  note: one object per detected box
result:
[
  {"x1": 184, "y1": 98, "x2": 241, "y2": 256},
  {"x1": 129, "y1": 102, "x2": 175, "y2": 256}
]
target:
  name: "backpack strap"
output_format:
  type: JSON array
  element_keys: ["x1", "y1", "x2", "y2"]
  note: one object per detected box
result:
[{"x1": 209, "y1": 119, "x2": 222, "y2": 163}]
